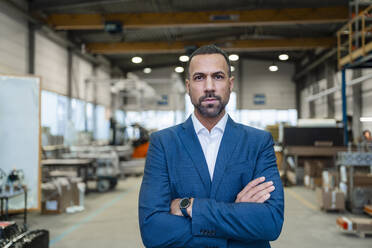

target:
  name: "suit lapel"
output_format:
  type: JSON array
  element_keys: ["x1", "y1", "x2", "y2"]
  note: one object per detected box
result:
[
  {"x1": 178, "y1": 117, "x2": 211, "y2": 193},
  {"x1": 210, "y1": 116, "x2": 240, "y2": 198}
]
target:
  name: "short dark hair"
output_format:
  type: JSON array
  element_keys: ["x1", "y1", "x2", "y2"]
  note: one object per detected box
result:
[{"x1": 186, "y1": 44, "x2": 231, "y2": 78}]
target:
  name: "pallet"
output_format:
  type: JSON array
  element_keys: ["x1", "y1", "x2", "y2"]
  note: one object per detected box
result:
[
  {"x1": 337, "y1": 225, "x2": 372, "y2": 238},
  {"x1": 337, "y1": 216, "x2": 372, "y2": 238}
]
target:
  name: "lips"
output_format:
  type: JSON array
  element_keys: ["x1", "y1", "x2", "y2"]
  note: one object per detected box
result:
[{"x1": 203, "y1": 98, "x2": 217, "y2": 102}]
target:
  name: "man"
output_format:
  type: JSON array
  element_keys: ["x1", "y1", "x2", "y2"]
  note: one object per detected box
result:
[{"x1": 139, "y1": 45, "x2": 284, "y2": 248}]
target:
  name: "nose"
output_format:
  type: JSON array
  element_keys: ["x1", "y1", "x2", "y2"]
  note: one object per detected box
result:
[{"x1": 204, "y1": 75, "x2": 215, "y2": 92}]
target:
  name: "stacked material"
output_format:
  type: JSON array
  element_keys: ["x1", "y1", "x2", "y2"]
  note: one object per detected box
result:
[
  {"x1": 317, "y1": 170, "x2": 345, "y2": 211},
  {"x1": 304, "y1": 160, "x2": 324, "y2": 190},
  {"x1": 336, "y1": 217, "x2": 372, "y2": 238},
  {"x1": 41, "y1": 177, "x2": 85, "y2": 214}
]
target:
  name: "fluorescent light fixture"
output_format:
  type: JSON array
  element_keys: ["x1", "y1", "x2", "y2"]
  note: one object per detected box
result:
[
  {"x1": 179, "y1": 55, "x2": 189, "y2": 62},
  {"x1": 229, "y1": 54, "x2": 239, "y2": 61},
  {"x1": 269, "y1": 65, "x2": 278, "y2": 72},
  {"x1": 143, "y1": 67, "x2": 152, "y2": 74},
  {"x1": 131, "y1": 56, "x2": 142, "y2": 64},
  {"x1": 230, "y1": 66, "x2": 235, "y2": 72},
  {"x1": 360, "y1": 117, "x2": 372, "y2": 122},
  {"x1": 279, "y1": 54, "x2": 289, "y2": 61},
  {"x1": 175, "y1": 66, "x2": 184, "y2": 73}
]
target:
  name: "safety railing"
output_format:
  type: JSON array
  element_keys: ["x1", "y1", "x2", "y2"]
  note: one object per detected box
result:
[{"x1": 337, "y1": 5, "x2": 372, "y2": 69}]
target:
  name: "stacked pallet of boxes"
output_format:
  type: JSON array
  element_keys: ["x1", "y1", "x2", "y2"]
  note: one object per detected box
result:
[
  {"x1": 41, "y1": 177, "x2": 85, "y2": 214},
  {"x1": 304, "y1": 160, "x2": 324, "y2": 190},
  {"x1": 317, "y1": 170, "x2": 345, "y2": 211}
]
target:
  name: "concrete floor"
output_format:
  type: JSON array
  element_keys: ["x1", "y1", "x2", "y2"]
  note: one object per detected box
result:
[{"x1": 22, "y1": 177, "x2": 371, "y2": 248}]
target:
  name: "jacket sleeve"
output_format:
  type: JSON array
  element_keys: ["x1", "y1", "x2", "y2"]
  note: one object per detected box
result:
[
  {"x1": 191, "y1": 132, "x2": 284, "y2": 242},
  {"x1": 138, "y1": 133, "x2": 228, "y2": 248}
]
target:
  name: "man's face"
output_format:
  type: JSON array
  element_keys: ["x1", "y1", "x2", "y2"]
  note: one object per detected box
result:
[{"x1": 186, "y1": 54, "x2": 234, "y2": 118}]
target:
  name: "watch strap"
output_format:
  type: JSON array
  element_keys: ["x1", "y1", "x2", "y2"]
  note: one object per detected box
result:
[{"x1": 181, "y1": 207, "x2": 190, "y2": 218}]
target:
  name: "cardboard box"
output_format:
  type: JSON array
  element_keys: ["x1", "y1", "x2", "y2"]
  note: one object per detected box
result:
[
  {"x1": 68, "y1": 177, "x2": 83, "y2": 206},
  {"x1": 316, "y1": 187, "x2": 345, "y2": 211},
  {"x1": 41, "y1": 182, "x2": 63, "y2": 214},
  {"x1": 304, "y1": 160, "x2": 323, "y2": 178},
  {"x1": 55, "y1": 177, "x2": 72, "y2": 211},
  {"x1": 41, "y1": 178, "x2": 73, "y2": 214},
  {"x1": 304, "y1": 176, "x2": 322, "y2": 190},
  {"x1": 322, "y1": 170, "x2": 340, "y2": 191}
]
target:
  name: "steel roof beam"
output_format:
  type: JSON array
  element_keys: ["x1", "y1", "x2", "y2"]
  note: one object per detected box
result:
[
  {"x1": 86, "y1": 37, "x2": 336, "y2": 54},
  {"x1": 45, "y1": 7, "x2": 348, "y2": 30}
]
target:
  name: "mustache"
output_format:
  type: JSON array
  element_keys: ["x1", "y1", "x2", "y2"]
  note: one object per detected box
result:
[{"x1": 198, "y1": 93, "x2": 222, "y2": 103}]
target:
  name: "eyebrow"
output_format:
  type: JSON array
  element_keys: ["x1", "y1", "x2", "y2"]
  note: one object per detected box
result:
[{"x1": 192, "y1": 71, "x2": 226, "y2": 77}]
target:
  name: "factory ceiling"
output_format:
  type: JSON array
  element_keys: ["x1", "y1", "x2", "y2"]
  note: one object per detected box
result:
[{"x1": 26, "y1": 0, "x2": 354, "y2": 75}]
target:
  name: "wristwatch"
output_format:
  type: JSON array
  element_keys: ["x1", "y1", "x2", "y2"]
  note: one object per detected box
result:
[{"x1": 179, "y1": 198, "x2": 191, "y2": 218}]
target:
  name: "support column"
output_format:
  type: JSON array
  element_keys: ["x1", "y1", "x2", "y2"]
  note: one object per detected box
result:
[
  {"x1": 342, "y1": 69, "x2": 348, "y2": 145},
  {"x1": 352, "y1": 69, "x2": 362, "y2": 142},
  {"x1": 295, "y1": 80, "x2": 302, "y2": 118},
  {"x1": 28, "y1": 22, "x2": 35, "y2": 74}
]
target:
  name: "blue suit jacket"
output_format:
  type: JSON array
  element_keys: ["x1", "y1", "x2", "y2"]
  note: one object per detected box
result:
[{"x1": 139, "y1": 116, "x2": 284, "y2": 248}]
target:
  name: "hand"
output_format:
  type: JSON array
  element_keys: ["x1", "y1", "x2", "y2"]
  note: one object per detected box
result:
[
  {"x1": 170, "y1": 198, "x2": 194, "y2": 217},
  {"x1": 170, "y1": 198, "x2": 182, "y2": 216},
  {"x1": 235, "y1": 177, "x2": 275, "y2": 203}
]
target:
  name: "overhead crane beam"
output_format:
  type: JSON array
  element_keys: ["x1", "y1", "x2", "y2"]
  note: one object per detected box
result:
[
  {"x1": 86, "y1": 37, "x2": 336, "y2": 54},
  {"x1": 46, "y1": 7, "x2": 348, "y2": 30}
]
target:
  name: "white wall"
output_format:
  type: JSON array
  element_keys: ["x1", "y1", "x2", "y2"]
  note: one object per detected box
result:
[
  {"x1": 240, "y1": 59, "x2": 295, "y2": 110},
  {"x1": 96, "y1": 66, "x2": 111, "y2": 107},
  {"x1": 72, "y1": 54, "x2": 93, "y2": 100},
  {"x1": 0, "y1": 12, "x2": 28, "y2": 74},
  {"x1": 35, "y1": 32, "x2": 68, "y2": 95}
]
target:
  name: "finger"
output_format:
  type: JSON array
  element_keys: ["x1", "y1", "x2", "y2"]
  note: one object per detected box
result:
[
  {"x1": 237, "y1": 177, "x2": 265, "y2": 200},
  {"x1": 238, "y1": 182, "x2": 273, "y2": 202},
  {"x1": 256, "y1": 193, "x2": 271, "y2": 203},
  {"x1": 251, "y1": 185, "x2": 275, "y2": 201},
  {"x1": 245, "y1": 181, "x2": 273, "y2": 199}
]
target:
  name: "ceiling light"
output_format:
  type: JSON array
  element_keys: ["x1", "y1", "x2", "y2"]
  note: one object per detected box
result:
[
  {"x1": 229, "y1": 54, "x2": 239, "y2": 61},
  {"x1": 175, "y1": 66, "x2": 184, "y2": 73},
  {"x1": 360, "y1": 117, "x2": 372, "y2": 122},
  {"x1": 131, "y1": 56, "x2": 142, "y2": 64},
  {"x1": 279, "y1": 54, "x2": 289, "y2": 61},
  {"x1": 269, "y1": 65, "x2": 278, "y2": 72},
  {"x1": 143, "y1": 67, "x2": 152, "y2": 74},
  {"x1": 179, "y1": 55, "x2": 189, "y2": 62},
  {"x1": 230, "y1": 66, "x2": 235, "y2": 72}
]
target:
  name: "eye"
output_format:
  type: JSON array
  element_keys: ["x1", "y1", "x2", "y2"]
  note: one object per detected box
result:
[
  {"x1": 214, "y1": 74, "x2": 224, "y2": 80},
  {"x1": 193, "y1": 75, "x2": 204, "y2": 81}
]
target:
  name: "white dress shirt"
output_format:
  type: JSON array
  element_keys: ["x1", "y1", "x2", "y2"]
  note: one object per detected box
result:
[{"x1": 191, "y1": 112, "x2": 228, "y2": 181}]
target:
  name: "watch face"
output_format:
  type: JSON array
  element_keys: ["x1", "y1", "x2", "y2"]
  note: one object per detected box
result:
[{"x1": 180, "y1": 198, "x2": 190, "y2": 208}]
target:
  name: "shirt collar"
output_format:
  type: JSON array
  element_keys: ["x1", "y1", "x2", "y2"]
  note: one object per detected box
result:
[{"x1": 191, "y1": 112, "x2": 228, "y2": 134}]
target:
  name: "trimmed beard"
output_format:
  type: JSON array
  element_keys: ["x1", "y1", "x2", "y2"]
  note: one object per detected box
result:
[{"x1": 194, "y1": 92, "x2": 227, "y2": 118}]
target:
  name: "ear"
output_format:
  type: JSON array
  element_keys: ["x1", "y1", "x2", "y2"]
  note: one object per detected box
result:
[
  {"x1": 185, "y1": 79, "x2": 190, "y2": 95},
  {"x1": 229, "y1": 76, "x2": 234, "y2": 92}
]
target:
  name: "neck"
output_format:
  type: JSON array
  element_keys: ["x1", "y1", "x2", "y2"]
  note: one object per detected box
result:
[{"x1": 194, "y1": 109, "x2": 226, "y2": 132}]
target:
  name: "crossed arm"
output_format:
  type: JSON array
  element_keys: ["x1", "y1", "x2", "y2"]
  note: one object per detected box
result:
[
  {"x1": 138, "y1": 133, "x2": 284, "y2": 248},
  {"x1": 170, "y1": 176, "x2": 275, "y2": 217}
]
